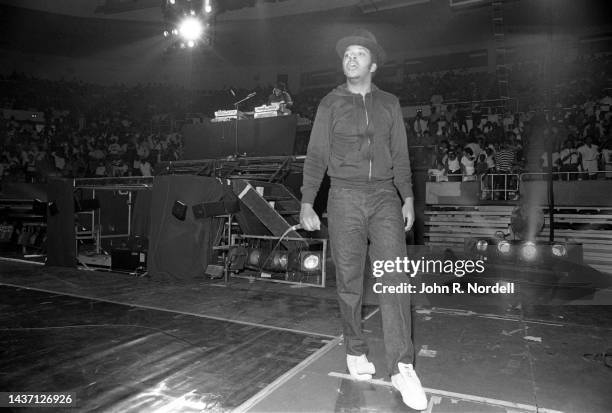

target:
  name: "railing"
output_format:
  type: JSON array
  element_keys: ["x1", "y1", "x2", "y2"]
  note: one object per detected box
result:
[
  {"x1": 520, "y1": 170, "x2": 612, "y2": 182},
  {"x1": 479, "y1": 173, "x2": 520, "y2": 200},
  {"x1": 427, "y1": 170, "x2": 518, "y2": 200},
  {"x1": 428, "y1": 169, "x2": 611, "y2": 202},
  {"x1": 427, "y1": 171, "x2": 478, "y2": 182},
  {"x1": 403, "y1": 97, "x2": 520, "y2": 117}
]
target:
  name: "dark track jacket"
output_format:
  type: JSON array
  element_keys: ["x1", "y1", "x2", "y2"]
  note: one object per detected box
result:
[{"x1": 301, "y1": 83, "x2": 413, "y2": 204}]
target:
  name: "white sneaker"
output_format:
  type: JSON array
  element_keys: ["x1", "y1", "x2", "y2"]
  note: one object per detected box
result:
[
  {"x1": 346, "y1": 354, "x2": 376, "y2": 380},
  {"x1": 391, "y1": 363, "x2": 428, "y2": 411}
]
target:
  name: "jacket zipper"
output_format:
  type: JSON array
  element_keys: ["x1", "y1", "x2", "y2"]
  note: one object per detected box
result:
[{"x1": 364, "y1": 94, "x2": 371, "y2": 181}]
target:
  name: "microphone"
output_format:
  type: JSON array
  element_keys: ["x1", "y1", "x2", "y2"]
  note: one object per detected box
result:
[{"x1": 234, "y1": 91, "x2": 257, "y2": 106}]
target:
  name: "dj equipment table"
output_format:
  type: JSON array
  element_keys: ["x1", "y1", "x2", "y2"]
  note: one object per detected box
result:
[{"x1": 182, "y1": 115, "x2": 297, "y2": 159}]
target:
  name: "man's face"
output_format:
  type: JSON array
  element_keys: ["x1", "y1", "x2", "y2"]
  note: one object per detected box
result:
[{"x1": 343, "y1": 45, "x2": 376, "y2": 80}]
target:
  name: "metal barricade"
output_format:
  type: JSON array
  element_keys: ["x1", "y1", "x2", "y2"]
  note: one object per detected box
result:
[
  {"x1": 480, "y1": 173, "x2": 520, "y2": 200},
  {"x1": 427, "y1": 172, "x2": 480, "y2": 183}
]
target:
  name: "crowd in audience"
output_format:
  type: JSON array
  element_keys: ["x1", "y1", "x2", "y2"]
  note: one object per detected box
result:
[
  {"x1": 398, "y1": 55, "x2": 612, "y2": 182},
  {"x1": 0, "y1": 74, "x2": 188, "y2": 186},
  {"x1": 1, "y1": 53, "x2": 611, "y2": 189}
]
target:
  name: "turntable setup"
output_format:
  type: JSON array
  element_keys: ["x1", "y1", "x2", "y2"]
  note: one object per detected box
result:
[{"x1": 213, "y1": 103, "x2": 283, "y2": 122}]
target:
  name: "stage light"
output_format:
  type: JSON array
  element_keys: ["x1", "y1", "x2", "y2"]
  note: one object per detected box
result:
[
  {"x1": 227, "y1": 246, "x2": 247, "y2": 271},
  {"x1": 520, "y1": 241, "x2": 538, "y2": 261},
  {"x1": 179, "y1": 42, "x2": 186, "y2": 49},
  {"x1": 301, "y1": 252, "x2": 321, "y2": 272},
  {"x1": 190, "y1": 9, "x2": 195, "y2": 15},
  {"x1": 178, "y1": 17, "x2": 203, "y2": 41},
  {"x1": 248, "y1": 249, "x2": 261, "y2": 266},
  {"x1": 497, "y1": 240, "x2": 511, "y2": 254},
  {"x1": 169, "y1": 0, "x2": 175, "y2": 4},
  {"x1": 264, "y1": 251, "x2": 289, "y2": 272},
  {"x1": 204, "y1": 0, "x2": 212, "y2": 13},
  {"x1": 172, "y1": 28, "x2": 178, "y2": 35},
  {"x1": 246, "y1": 248, "x2": 270, "y2": 270},
  {"x1": 551, "y1": 243, "x2": 567, "y2": 257},
  {"x1": 476, "y1": 239, "x2": 488, "y2": 252},
  {"x1": 187, "y1": 40, "x2": 195, "y2": 48},
  {"x1": 163, "y1": 30, "x2": 169, "y2": 37}
]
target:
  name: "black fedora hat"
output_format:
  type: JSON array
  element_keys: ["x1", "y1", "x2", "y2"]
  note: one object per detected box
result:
[{"x1": 335, "y1": 29, "x2": 386, "y2": 65}]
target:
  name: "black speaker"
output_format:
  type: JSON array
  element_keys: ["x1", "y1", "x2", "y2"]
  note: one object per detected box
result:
[
  {"x1": 172, "y1": 200, "x2": 187, "y2": 221},
  {"x1": 192, "y1": 189, "x2": 240, "y2": 219},
  {"x1": 111, "y1": 249, "x2": 146, "y2": 272},
  {"x1": 192, "y1": 201, "x2": 225, "y2": 219}
]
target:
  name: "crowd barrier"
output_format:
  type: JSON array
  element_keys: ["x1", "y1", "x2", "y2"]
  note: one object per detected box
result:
[{"x1": 427, "y1": 170, "x2": 611, "y2": 203}]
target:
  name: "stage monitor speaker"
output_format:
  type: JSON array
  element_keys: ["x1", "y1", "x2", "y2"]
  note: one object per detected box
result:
[{"x1": 147, "y1": 175, "x2": 229, "y2": 281}]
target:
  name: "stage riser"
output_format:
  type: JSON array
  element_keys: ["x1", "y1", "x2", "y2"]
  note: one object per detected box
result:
[{"x1": 182, "y1": 116, "x2": 297, "y2": 159}]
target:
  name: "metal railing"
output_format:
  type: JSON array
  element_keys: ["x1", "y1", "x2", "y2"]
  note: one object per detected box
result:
[
  {"x1": 480, "y1": 173, "x2": 520, "y2": 201},
  {"x1": 520, "y1": 170, "x2": 612, "y2": 182},
  {"x1": 427, "y1": 172, "x2": 478, "y2": 182},
  {"x1": 427, "y1": 168, "x2": 612, "y2": 203},
  {"x1": 403, "y1": 97, "x2": 519, "y2": 116}
]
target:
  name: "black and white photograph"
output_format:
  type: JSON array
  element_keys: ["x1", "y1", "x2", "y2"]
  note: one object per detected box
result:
[{"x1": 0, "y1": 0, "x2": 611, "y2": 412}]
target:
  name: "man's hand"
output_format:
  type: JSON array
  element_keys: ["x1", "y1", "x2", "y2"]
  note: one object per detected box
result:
[
  {"x1": 300, "y1": 203, "x2": 321, "y2": 231},
  {"x1": 402, "y1": 197, "x2": 415, "y2": 231}
]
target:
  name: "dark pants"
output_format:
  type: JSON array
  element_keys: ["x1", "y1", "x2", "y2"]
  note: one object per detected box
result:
[{"x1": 327, "y1": 186, "x2": 414, "y2": 375}]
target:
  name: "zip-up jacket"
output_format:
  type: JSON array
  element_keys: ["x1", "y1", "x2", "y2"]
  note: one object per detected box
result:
[{"x1": 301, "y1": 83, "x2": 413, "y2": 204}]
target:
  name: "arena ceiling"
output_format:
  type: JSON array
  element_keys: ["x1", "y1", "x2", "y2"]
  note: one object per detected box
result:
[{"x1": 0, "y1": 0, "x2": 610, "y2": 66}]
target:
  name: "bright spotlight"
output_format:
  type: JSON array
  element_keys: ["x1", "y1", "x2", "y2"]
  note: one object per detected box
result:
[
  {"x1": 301, "y1": 252, "x2": 321, "y2": 272},
  {"x1": 190, "y1": 9, "x2": 195, "y2": 15},
  {"x1": 169, "y1": 0, "x2": 175, "y2": 4},
  {"x1": 163, "y1": 30, "x2": 169, "y2": 37},
  {"x1": 551, "y1": 244, "x2": 567, "y2": 257},
  {"x1": 172, "y1": 28, "x2": 178, "y2": 35},
  {"x1": 476, "y1": 240, "x2": 488, "y2": 252},
  {"x1": 497, "y1": 240, "x2": 511, "y2": 254},
  {"x1": 178, "y1": 17, "x2": 204, "y2": 41},
  {"x1": 187, "y1": 40, "x2": 195, "y2": 48},
  {"x1": 205, "y1": 0, "x2": 212, "y2": 13},
  {"x1": 521, "y1": 241, "x2": 538, "y2": 261}
]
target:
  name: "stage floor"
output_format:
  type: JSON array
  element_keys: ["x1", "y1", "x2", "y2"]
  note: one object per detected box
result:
[{"x1": 0, "y1": 258, "x2": 610, "y2": 412}]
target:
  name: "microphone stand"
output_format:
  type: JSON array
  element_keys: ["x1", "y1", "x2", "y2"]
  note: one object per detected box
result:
[{"x1": 233, "y1": 92, "x2": 256, "y2": 157}]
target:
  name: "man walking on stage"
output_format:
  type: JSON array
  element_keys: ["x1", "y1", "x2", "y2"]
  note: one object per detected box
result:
[{"x1": 299, "y1": 29, "x2": 428, "y2": 410}]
